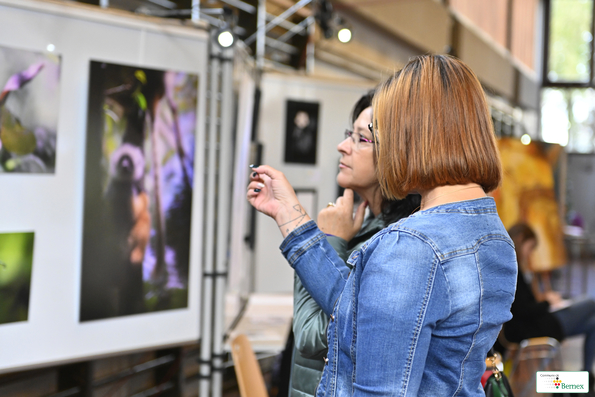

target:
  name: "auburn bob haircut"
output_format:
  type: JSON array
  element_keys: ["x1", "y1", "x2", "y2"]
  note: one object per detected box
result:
[{"x1": 373, "y1": 55, "x2": 502, "y2": 200}]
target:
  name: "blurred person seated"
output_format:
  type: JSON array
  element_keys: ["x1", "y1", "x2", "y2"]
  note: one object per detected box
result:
[{"x1": 504, "y1": 223, "x2": 595, "y2": 388}]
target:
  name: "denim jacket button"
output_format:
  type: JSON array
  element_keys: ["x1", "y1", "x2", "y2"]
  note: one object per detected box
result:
[
  {"x1": 330, "y1": 314, "x2": 335, "y2": 322},
  {"x1": 324, "y1": 357, "x2": 329, "y2": 365}
]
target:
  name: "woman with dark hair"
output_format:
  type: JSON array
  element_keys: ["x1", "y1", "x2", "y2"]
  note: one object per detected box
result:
[
  {"x1": 505, "y1": 223, "x2": 595, "y2": 382},
  {"x1": 248, "y1": 55, "x2": 517, "y2": 395},
  {"x1": 290, "y1": 90, "x2": 420, "y2": 397}
]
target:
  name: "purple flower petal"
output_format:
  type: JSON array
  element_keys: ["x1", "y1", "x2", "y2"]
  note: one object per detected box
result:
[{"x1": 2, "y1": 62, "x2": 45, "y2": 93}]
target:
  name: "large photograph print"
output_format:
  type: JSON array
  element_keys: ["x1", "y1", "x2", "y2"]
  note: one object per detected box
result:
[
  {"x1": 0, "y1": 45, "x2": 60, "y2": 173},
  {"x1": 81, "y1": 61, "x2": 198, "y2": 321}
]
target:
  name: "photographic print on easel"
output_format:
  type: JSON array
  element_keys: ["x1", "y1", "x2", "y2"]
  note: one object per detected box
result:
[
  {"x1": 0, "y1": 45, "x2": 60, "y2": 173},
  {"x1": 80, "y1": 61, "x2": 198, "y2": 321},
  {"x1": 284, "y1": 100, "x2": 319, "y2": 165},
  {"x1": 0, "y1": 232, "x2": 34, "y2": 325}
]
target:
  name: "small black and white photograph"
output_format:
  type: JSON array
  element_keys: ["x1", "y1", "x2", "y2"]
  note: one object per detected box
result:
[{"x1": 284, "y1": 100, "x2": 319, "y2": 164}]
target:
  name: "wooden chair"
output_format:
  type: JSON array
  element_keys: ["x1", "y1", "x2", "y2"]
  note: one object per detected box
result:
[{"x1": 230, "y1": 334, "x2": 268, "y2": 397}]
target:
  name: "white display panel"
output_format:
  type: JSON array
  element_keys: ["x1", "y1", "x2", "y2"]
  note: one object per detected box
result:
[
  {"x1": 254, "y1": 74, "x2": 373, "y2": 293},
  {"x1": 0, "y1": 0, "x2": 207, "y2": 373}
]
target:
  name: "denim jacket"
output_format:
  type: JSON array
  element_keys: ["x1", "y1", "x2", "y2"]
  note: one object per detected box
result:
[{"x1": 280, "y1": 197, "x2": 517, "y2": 396}]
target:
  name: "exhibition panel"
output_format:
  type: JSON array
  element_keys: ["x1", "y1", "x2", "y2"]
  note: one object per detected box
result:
[{"x1": 0, "y1": 0, "x2": 207, "y2": 374}]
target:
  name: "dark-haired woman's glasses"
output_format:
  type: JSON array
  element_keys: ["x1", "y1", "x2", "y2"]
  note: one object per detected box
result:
[
  {"x1": 367, "y1": 123, "x2": 379, "y2": 145},
  {"x1": 344, "y1": 129, "x2": 374, "y2": 147}
]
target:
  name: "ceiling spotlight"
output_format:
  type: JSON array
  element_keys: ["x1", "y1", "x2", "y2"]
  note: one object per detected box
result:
[
  {"x1": 217, "y1": 28, "x2": 235, "y2": 48},
  {"x1": 520, "y1": 134, "x2": 532, "y2": 145},
  {"x1": 337, "y1": 27, "x2": 352, "y2": 43},
  {"x1": 213, "y1": 6, "x2": 237, "y2": 49}
]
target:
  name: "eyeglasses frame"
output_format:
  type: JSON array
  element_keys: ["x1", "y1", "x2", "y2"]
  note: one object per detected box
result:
[{"x1": 344, "y1": 129, "x2": 375, "y2": 146}]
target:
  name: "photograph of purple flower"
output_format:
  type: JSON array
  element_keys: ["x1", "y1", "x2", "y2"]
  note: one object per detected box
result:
[
  {"x1": 0, "y1": 45, "x2": 60, "y2": 173},
  {"x1": 80, "y1": 61, "x2": 198, "y2": 321}
]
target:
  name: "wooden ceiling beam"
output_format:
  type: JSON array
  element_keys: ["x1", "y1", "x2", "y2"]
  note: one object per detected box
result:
[{"x1": 266, "y1": 0, "x2": 311, "y2": 18}]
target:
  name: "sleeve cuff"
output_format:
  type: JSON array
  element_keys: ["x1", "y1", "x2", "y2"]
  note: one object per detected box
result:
[
  {"x1": 279, "y1": 220, "x2": 325, "y2": 268},
  {"x1": 279, "y1": 219, "x2": 318, "y2": 249}
]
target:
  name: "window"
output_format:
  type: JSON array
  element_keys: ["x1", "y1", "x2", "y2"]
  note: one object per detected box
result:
[
  {"x1": 547, "y1": 0, "x2": 593, "y2": 83},
  {"x1": 542, "y1": 0, "x2": 595, "y2": 152},
  {"x1": 542, "y1": 88, "x2": 595, "y2": 151}
]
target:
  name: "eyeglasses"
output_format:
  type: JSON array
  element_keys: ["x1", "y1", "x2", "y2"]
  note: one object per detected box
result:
[
  {"x1": 367, "y1": 123, "x2": 379, "y2": 145},
  {"x1": 344, "y1": 129, "x2": 374, "y2": 148}
]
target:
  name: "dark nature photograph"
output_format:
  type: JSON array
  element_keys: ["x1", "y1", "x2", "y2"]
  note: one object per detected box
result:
[{"x1": 80, "y1": 61, "x2": 198, "y2": 321}]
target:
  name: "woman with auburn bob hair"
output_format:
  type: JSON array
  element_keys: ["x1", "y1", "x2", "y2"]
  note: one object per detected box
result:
[{"x1": 247, "y1": 55, "x2": 518, "y2": 396}]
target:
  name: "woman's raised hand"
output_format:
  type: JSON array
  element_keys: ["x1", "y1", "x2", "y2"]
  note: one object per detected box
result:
[
  {"x1": 247, "y1": 165, "x2": 312, "y2": 238},
  {"x1": 317, "y1": 189, "x2": 367, "y2": 241}
]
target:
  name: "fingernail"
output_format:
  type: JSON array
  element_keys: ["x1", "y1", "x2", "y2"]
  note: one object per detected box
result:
[
  {"x1": 257, "y1": 183, "x2": 264, "y2": 188},
  {"x1": 249, "y1": 164, "x2": 259, "y2": 168},
  {"x1": 252, "y1": 172, "x2": 257, "y2": 177},
  {"x1": 254, "y1": 188, "x2": 261, "y2": 192}
]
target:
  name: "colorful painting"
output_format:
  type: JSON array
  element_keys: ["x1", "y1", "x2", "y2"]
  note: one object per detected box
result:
[
  {"x1": 80, "y1": 61, "x2": 198, "y2": 321},
  {"x1": 493, "y1": 138, "x2": 566, "y2": 271},
  {"x1": 0, "y1": 232, "x2": 34, "y2": 325},
  {"x1": 0, "y1": 45, "x2": 60, "y2": 173}
]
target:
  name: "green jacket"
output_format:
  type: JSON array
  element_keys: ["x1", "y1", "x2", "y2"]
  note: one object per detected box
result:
[{"x1": 289, "y1": 215, "x2": 384, "y2": 397}]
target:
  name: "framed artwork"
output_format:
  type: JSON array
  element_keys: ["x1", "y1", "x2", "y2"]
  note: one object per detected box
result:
[
  {"x1": 0, "y1": 232, "x2": 34, "y2": 325},
  {"x1": 493, "y1": 138, "x2": 566, "y2": 271},
  {"x1": 80, "y1": 61, "x2": 199, "y2": 321},
  {"x1": 0, "y1": 45, "x2": 61, "y2": 173},
  {"x1": 284, "y1": 100, "x2": 319, "y2": 164},
  {"x1": 0, "y1": 1, "x2": 208, "y2": 373}
]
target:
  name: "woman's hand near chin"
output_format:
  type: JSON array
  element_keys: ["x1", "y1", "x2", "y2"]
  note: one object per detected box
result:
[
  {"x1": 317, "y1": 189, "x2": 367, "y2": 241},
  {"x1": 247, "y1": 165, "x2": 312, "y2": 237}
]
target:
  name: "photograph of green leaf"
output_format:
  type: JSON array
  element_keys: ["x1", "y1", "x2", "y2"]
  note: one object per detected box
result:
[
  {"x1": 80, "y1": 61, "x2": 198, "y2": 321},
  {"x1": 0, "y1": 45, "x2": 60, "y2": 173},
  {"x1": 0, "y1": 232, "x2": 34, "y2": 325}
]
